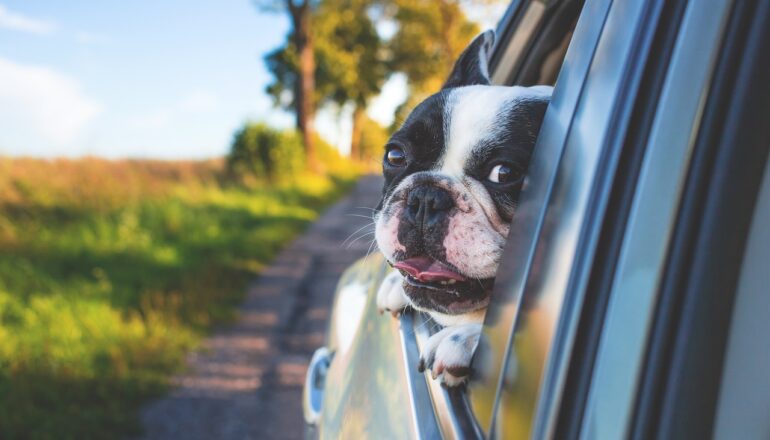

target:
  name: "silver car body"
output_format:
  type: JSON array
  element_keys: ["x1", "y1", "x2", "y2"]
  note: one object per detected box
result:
[{"x1": 304, "y1": 0, "x2": 770, "y2": 437}]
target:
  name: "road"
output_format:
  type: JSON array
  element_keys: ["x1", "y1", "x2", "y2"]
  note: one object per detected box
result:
[{"x1": 140, "y1": 175, "x2": 384, "y2": 439}]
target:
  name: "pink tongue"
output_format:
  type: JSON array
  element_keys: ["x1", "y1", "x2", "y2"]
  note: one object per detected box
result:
[{"x1": 394, "y1": 256, "x2": 467, "y2": 282}]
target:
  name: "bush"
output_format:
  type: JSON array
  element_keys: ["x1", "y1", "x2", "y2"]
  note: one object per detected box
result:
[{"x1": 226, "y1": 123, "x2": 305, "y2": 184}]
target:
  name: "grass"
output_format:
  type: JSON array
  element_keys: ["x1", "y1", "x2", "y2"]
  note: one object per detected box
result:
[{"x1": 0, "y1": 157, "x2": 360, "y2": 439}]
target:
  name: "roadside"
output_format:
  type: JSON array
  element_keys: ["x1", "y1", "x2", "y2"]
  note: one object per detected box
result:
[{"x1": 140, "y1": 175, "x2": 384, "y2": 439}]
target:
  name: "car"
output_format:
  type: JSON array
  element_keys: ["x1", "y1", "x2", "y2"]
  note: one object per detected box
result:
[{"x1": 303, "y1": 0, "x2": 770, "y2": 437}]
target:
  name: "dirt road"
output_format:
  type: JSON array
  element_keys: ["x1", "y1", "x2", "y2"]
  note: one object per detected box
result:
[{"x1": 140, "y1": 175, "x2": 383, "y2": 439}]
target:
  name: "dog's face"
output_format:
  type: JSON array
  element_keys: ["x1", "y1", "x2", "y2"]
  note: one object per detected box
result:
[{"x1": 375, "y1": 31, "x2": 551, "y2": 317}]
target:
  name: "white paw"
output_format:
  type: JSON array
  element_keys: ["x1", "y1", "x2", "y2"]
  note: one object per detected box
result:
[
  {"x1": 418, "y1": 323, "x2": 482, "y2": 386},
  {"x1": 376, "y1": 271, "x2": 410, "y2": 317}
]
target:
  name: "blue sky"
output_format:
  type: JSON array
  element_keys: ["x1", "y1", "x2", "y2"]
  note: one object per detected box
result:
[
  {"x1": 0, "y1": 1, "x2": 498, "y2": 159},
  {"x1": 0, "y1": 1, "x2": 335, "y2": 158}
]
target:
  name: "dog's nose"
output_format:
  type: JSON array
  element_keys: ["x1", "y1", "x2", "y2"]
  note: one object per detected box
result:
[{"x1": 405, "y1": 186, "x2": 454, "y2": 229}]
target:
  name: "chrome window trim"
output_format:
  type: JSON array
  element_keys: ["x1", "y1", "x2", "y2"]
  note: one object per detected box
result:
[
  {"x1": 398, "y1": 311, "x2": 443, "y2": 440},
  {"x1": 579, "y1": 0, "x2": 734, "y2": 438},
  {"x1": 412, "y1": 313, "x2": 484, "y2": 440}
]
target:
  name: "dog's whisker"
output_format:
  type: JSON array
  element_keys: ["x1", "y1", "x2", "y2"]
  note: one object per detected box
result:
[
  {"x1": 340, "y1": 222, "x2": 375, "y2": 247},
  {"x1": 362, "y1": 237, "x2": 378, "y2": 266},
  {"x1": 345, "y1": 231, "x2": 376, "y2": 249},
  {"x1": 345, "y1": 228, "x2": 376, "y2": 247},
  {"x1": 409, "y1": 314, "x2": 435, "y2": 335}
]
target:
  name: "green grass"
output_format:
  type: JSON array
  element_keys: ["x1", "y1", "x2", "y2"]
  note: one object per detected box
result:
[{"x1": 0, "y1": 158, "x2": 359, "y2": 439}]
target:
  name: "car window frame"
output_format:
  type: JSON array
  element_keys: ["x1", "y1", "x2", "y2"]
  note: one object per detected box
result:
[
  {"x1": 577, "y1": 0, "x2": 740, "y2": 437},
  {"x1": 628, "y1": 0, "x2": 770, "y2": 437}
]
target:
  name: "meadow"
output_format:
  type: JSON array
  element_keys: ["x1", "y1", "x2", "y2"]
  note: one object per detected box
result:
[{"x1": 0, "y1": 157, "x2": 359, "y2": 439}]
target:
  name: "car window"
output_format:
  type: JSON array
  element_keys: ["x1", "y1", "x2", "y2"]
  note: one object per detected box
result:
[{"x1": 468, "y1": 0, "x2": 733, "y2": 436}]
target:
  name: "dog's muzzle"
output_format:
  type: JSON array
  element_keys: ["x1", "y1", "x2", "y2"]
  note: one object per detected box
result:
[{"x1": 404, "y1": 185, "x2": 454, "y2": 232}]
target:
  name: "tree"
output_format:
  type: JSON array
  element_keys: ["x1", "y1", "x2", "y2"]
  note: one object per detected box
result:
[
  {"x1": 258, "y1": 1, "x2": 320, "y2": 171},
  {"x1": 389, "y1": 1, "x2": 479, "y2": 92},
  {"x1": 314, "y1": 0, "x2": 387, "y2": 160},
  {"x1": 265, "y1": 0, "x2": 386, "y2": 162},
  {"x1": 384, "y1": 0, "x2": 481, "y2": 130}
]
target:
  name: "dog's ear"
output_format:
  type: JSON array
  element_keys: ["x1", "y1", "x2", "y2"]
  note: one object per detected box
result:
[{"x1": 442, "y1": 30, "x2": 495, "y2": 89}]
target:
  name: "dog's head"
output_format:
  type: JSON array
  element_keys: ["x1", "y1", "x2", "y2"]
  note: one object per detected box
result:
[{"x1": 375, "y1": 30, "x2": 552, "y2": 317}]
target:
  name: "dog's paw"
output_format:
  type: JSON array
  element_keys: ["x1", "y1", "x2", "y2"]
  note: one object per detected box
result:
[
  {"x1": 376, "y1": 271, "x2": 410, "y2": 317},
  {"x1": 418, "y1": 323, "x2": 482, "y2": 386}
]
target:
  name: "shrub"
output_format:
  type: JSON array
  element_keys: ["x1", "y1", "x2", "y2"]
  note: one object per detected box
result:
[{"x1": 226, "y1": 123, "x2": 305, "y2": 184}]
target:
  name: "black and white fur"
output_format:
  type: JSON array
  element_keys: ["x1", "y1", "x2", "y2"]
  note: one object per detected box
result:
[{"x1": 374, "y1": 30, "x2": 551, "y2": 386}]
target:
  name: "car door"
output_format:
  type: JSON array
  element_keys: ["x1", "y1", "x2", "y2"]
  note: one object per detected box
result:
[
  {"x1": 480, "y1": 0, "x2": 770, "y2": 439},
  {"x1": 305, "y1": 1, "x2": 584, "y2": 438}
]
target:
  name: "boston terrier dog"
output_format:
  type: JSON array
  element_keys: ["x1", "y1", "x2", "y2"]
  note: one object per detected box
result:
[{"x1": 374, "y1": 30, "x2": 552, "y2": 386}]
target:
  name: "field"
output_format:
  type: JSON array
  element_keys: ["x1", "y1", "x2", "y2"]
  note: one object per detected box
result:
[{"x1": 0, "y1": 158, "x2": 359, "y2": 439}]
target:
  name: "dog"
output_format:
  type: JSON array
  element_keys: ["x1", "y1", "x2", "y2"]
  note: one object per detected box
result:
[{"x1": 374, "y1": 30, "x2": 552, "y2": 386}]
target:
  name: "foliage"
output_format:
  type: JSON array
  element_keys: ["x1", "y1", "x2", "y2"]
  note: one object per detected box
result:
[
  {"x1": 358, "y1": 115, "x2": 389, "y2": 165},
  {"x1": 386, "y1": 0, "x2": 481, "y2": 129},
  {"x1": 256, "y1": 0, "x2": 321, "y2": 170},
  {"x1": 387, "y1": 0, "x2": 480, "y2": 93},
  {"x1": 265, "y1": 0, "x2": 386, "y2": 109},
  {"x1": 264, "y1": 0, "x2": 390, "y2": 161},
  {"x1": 264, "y1": 0, "x2": 488, "y2": 149},
  {"x1": 227, "y1": 122, "x2": 306, "y2": 183},
  {"x1": 0, "y1": 158, "x2": 358, "y2": 439},
  {"x1": 227, "y1": 122, "x2": 361, "y2": 184}
]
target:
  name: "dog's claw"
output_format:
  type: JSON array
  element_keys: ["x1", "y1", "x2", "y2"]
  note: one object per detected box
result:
[
  {"x1": 418, "y1": 323, "x2": 482, "y2": 387},
  {"x1": 446, "y1": 365, "x2": 473, "y2": 378}
]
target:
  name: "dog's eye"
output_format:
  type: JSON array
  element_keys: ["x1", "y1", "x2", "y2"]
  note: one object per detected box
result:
[
  {"x1": 385, "y1": 146, "x2": 407, "y2": 167},
  {"x1": 488, "y1": 164, "x2": 513, "y2": 183}
]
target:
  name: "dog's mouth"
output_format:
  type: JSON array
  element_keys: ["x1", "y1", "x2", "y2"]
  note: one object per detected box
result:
[
  {"x1": 394, "y1": 256, "x2": 494, "y2": 314},
  {"x1": 395, "y1": 256, "x2": 466, "y2": 286}
]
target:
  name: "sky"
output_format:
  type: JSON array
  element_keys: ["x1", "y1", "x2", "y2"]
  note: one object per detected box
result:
[{"x1": 0, "y1": 1, "x2": 497, "y2": 159}]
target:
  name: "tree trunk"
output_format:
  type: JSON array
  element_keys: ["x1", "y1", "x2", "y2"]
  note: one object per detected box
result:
[
  {"x1": 290, "y1": 1, "x2": 320, "y2": 172},
  {"x1": 349, "y1": 104, "x2": 365, "y2": 162}
]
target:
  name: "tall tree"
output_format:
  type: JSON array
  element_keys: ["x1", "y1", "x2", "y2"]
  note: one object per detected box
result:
[
  {"x1": 259, "y1": 1, "x2": 320, "y2": 171},
  {"x1": 314, "y1": 0, "x2": 386, "y2": 160},
  {"x1": 266, "y1": 0, "x2": 386, "y2": 161},
  {"x1": 384, "y1": 0, "x2": 481, "y2": 129}
]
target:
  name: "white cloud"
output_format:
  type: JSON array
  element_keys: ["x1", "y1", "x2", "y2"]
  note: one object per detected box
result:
[
  {"x1": 0, "y1": 4, "x2": 56, "y2": 35},
  {"x1": 0, "y1": 57, "x2": 101, "y2": 147}
]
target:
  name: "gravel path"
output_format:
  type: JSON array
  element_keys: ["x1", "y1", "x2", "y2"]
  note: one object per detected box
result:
[{"x1": 139, "y1": 175, "x2": 383, "y2": 440}]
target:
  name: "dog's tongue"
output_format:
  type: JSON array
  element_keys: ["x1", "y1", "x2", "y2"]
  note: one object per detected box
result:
[{"x1": 394, "y1": 257, "x2": 467, "y2": 282}]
